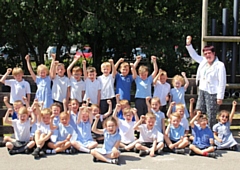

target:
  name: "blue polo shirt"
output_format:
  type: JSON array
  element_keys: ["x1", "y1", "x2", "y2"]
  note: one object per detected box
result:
[
  {"x1": 169, "y1": 124, "x2": 185, "y2": 141},
  {"x1": 115, "y1": 73, "x2": 133, "y2": 101},
  {"x1": 135, "y1": 75, "x2": 153, "y2": 98},
  {"x1": 192, "y1": 125, "x2": 214, "y2": 149}
]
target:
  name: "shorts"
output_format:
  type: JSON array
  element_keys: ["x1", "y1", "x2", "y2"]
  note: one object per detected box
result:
[
  {"x1": 91, "y1": 132, "x2": 104, "y2": 140},
  {"x1": 43, "y1": 139, "x2": 52, "y2": 149},
  {"x1": 12, "y1": 141, "x2": 28, "y2": 150},
  {"x1": 140, "y1": 142, "x2": 153, "y2": 148}
]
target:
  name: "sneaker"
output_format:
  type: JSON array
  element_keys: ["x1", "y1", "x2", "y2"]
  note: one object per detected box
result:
[
  {"x1": 208, "y1": 152, "x2": 217, "y2": 158},
  {"x1": 139, "y1": 150, "x2": 149, "y2": 157},
  {"x1": 156, "y1": 149, "x2": 163, "y2": 155},
  {"x1": 111, "y1": 158, "x2": 119, "y2": 165},
  {"x1": 174, "y1": 148, "x2": 185, "y2": 154},
  {"x1": 189, "y1": 150, "x2": 196, "y2": 156},
  {"x1": 24, "y1": 148, "x2": 31, "y2": 154}
]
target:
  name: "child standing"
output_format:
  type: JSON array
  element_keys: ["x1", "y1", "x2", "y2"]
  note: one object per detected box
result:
[
  {"x1": 170, "y1": 72, "x2": 189, "y2": 118},
  {"x1": 134, "y1": 112, "x2": 164, "y2": 157},
  {"x1": 132, "y1": 56, "x2": 158, "y2": 118},
  {"x1": 82, "y1": 61, "x2": 101, "y2": 105},
  {"x1": 153, "y1": 69, "x2": 170, "y2": 114},
  {"x1": 3, "y1": 107, "x2": 36, "y2": 155},
  {"x1": 213, "y1": 101, "x2": 238, "y2": 151},
  {"x1": 189, "y1": 111, "x2": 217, "y2": 158},
  {"x1": 91, "y1": 115, "x2": 121, "y2": 165},
  {"x1": 113, "y1": 104, "x2": 139, "y2": 151},
  {"x1": 50, "y1": 54, "x2": 70, "y2": 108},
  {"x1": 0, "y1": 67, "x2": 31, "y2": 104},
  {"x1": 67, "y1": 55, "x2": 85, "y2": 104},
  {"x1": 164, "y1": 112, "x2": 189, "y2": 154},
  {"x1": 25, "y1": 54, "x2": 53, "y2": 108},
  {"x1": 98, "y1": 59, "x2": 116, "y2": 114}
]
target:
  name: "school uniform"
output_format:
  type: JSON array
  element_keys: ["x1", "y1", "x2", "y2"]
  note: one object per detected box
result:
[
  {"x1": 56, "y1": 123, "x2": 74, "y2": 142},
  {"x1": 115, "y1": 73, "x2": 133, "y2": 101},
  {"x1": 76, "y1": 121, "x2": 95, "y2": 147},
  {"x1": 138, "y1": 124, "x2": 159, "y2": 147},
  {"x1": 169, "y1": 124, "x2": 185, "y2": 142},
  {"x1": 83, "y1": 78, "x2": 101, "y2": 105},
  {"x1": 118, "y1": 119, "x2": 135, "y2": 144},
  {"x1": 192, "y1": 125, "x2": 213, "y2": 149},
  {"x1": 69, "y1": 77, "x2": 85, "y2": 103}
]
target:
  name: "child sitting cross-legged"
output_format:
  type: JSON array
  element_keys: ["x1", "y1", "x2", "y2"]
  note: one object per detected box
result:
[
  {"x1": 189, "y1": 111, "x2": 217, "y2": 158},
  {"x1": 134, "y1": 112, "x2": 164, "y2": 157}
]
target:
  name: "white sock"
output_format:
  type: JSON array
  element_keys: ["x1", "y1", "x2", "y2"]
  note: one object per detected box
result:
[
  {"x1": 106, "y1": 158, "x2": 112, "y2": 163},
  {"x1": 79, "y1": 147, "x2": 90, "y2": 153},
  {"x1": 46, "y1": 149, "x2": 56, "y2": 154}
]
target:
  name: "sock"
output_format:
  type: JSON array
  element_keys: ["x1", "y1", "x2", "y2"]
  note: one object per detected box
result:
[
  {"x1": 79, "y1": 147, "x2": 90, "y2": 153},
  {"x1": 145, "y1": 150, "x2": 150, "y2": 154},
  {"x1": 65, "y1": 149, "x2": 70, "y2": 154},
  {"x1": 106, "y1": 158, "x2": 112, "y2": 163},
  {"x1": 202, "y1": 152, "x2": 208, "y2": 156},
  {"x1": 46, "y1": 149, "x2": 56, "y2": 154}
]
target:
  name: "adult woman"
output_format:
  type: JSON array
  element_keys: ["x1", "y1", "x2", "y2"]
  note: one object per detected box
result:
[{"x1": 185, "y1": 36, "x2": 226, "y2": 128}]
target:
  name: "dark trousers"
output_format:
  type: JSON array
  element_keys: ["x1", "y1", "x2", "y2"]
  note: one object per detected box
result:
[
  {"x1": 135, "y1": 98, "x2": 148, "y2": 118},
  {"x1": 100, "y1": 97, "x2": 116, "y2": 115}
]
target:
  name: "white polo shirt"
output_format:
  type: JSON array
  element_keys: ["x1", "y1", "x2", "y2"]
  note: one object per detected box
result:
[
  {"x1": 69, "y1": 77, "x2": 85, "y2": 103},
  {"x1": 12, "y1": 119, "x2": 31, "y2": 142},
  {"x1": 83, "y1": 78, "x2": 101, "y2": 104},
  {"x1": 119, "y1": 119, "x2": 135, "y2": 144},
  {"x1": 52, "y1": 75, "x2": 70, "y2": 102},
  {"x1": 98, "y1": 74, "x2": 115, "y2": 100},
  {"x1": 153, "y1": 81, "x2": 171, "y2": 106}
]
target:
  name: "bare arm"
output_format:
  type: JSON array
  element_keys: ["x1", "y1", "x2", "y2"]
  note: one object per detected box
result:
[
  {"x1": 131, "y1": 63, "x2": 137, "y2": 80},
  {"x1": 166, "y1": 102, "x2": 175, "y2": 118},
  {"x1": 82, "y1": 60, "x2": 87, "y2": 80},
  {"x1": 151, "y1": 56, "x2": 158, "y2": 78},
  {"x1": 91, "y1": 114, "x2": 104, "y2": 134},
  {"x1": 181, "y1": 72, "x2": 189, "y2": 90},
  {"x1": 50, "y1": 115, "x2": 58, "y2": 130},
  {"x1": 133, "y1": 115, "x2": 145, "y2": 131},
  {"x1": 103, "y1": 100, "x2": 112, "y2": 118},
  {"x1": 150, "y1": 139, "x2": 157, "y2": 157},
  {"x1": 115, "y1": 94, "x2": 120, "y2": 104},
  {"x1": 229, "y1": 101, "x2": 237, "y2": 124},
  {"x1": 133, "y1": 56, "x2": 141, "y2": 68},
  {"x1": 3, "y1": 108, "x2": 13, "y2": 125},
  {"x1": 97, "y1": 90, "x2": 101, "y2": 106},
  {"x1": 63, "y1": 98, "x2": 67, "y2": 113},
  {"x1": 109, "y1": 59, "x2": 116, "y2": 77},
  {"x1": 165, "y1": 123, "x2": 170, "y2": 136},
  {"x1": 132, "y1": 108, "x2": 139, "y2": 122},
  {"x1": 50, "y1": 54, "x2": 57, "y2": 79},
  {"x1": 161, "y1": 118, "x2": 166, "y2": 134},
  {"x1": 213, "y1": 131, "x2": 222, "y2": 143},
  {"x1": 153, "y1": 70, "x2": 161, "y2": 85},
  {"x1": 67, "y1": 57, "x2": 79, "y2": 78},
  {"x1": 114, "y1": 58, "x2": 124, "y2": 71},
  {"x1": 25, "y1": 55, "x2": 36, "y2": 82},
  {"x1": 3, "y1": 96, "x2": 12, "y2": 109},
  {"x1": 112, "y1": 104, "x2": 121, "y2": 119},
  {"x1": 29, "y1": 108, "x2": 36, "y2": 125},
  {"x1": 190, "y1": 111, "x2": 201, "y2": 128},
  {"x1": 0, "y1": 68, "x2": 12, "y2": 84}
]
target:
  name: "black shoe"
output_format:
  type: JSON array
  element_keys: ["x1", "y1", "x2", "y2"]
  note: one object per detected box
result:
[
  {"x1": 32, "y1": 148, "x2": 40, "y2": 157},
  {"x1": 0, "y1": 141, "x2": 6, "y2": 147},
  {"x1": 24, "y1": 148, "x2": 31, "y2": 154},
  {"x1": 93, "y1": 157, "x2": 98, "y2": 162},
  {"x1": 119, "y1": 148, "x2": 125, "y2": 152},
  {"x1": 133, "y1": 147, "x2": 139, "y2": 153},
  {"x1": 9, "y1": 149, "x2": 18, "y2": 155},
  {"x1": 111, "y1": 158, "x2": 119, "y2": 165},
  {"x1": 70, "y1": 147, "x2": 78, "y2": 154},
  {"x1": 208, "y1": 152, "x2": 218, "y2": 158},
  {"x1": 174, "y1": 148, "x2": 185, "y2": 154},
  {"x1": 231, "y1": 145, "x2": 238, "y2": 151},
  {"x1": 189, "y1": 150, "x2": 196, "y2": 156},
  {"x1": 139, "y1": 150, "x2": 149, "y2": 157},
  {"x1": 39, "y1": 150, "x2": 45, "y2": 157},
  {"x1": 156, "y1": 149, "x2": 163, "y2": 155}
]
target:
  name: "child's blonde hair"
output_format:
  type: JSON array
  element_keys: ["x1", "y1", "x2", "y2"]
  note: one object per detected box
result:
[
  {"x1": 151, "y1": 97, "x2": 161, "y2": 105},
  {"x1": 41, "y1": 108, "x2": 52, "y2": 116},
  {"x1": 13, "y1": 100, "x2": 23, "y2": 106},
  {"x1": 172, "y1": 75, "x2": 184, "y2": 86},
  {"x1": 72, "y1": 66, "x2": 82, "y2": 73},
  {"x1": 145, "y1": 112, "x2": 156, "y2": 119},
  {"x1": 101, "y1": 62, "x2": 111, "y2": 69},
  {"x1": 103, "y1": 116, "x2": 118, "y2": 128},
  {"x1": 119, "y1": 100, "x2": 129, "y2": 106},
  {"x1": 122, "y1": 108, "x2": 134, "y2": 116},
  {"x1": 18, "y1": 106, "x2": 28, "y2": 115},
  {"x1": 120, "y1": 62, "x2": 130, "y2": 69},
  {"x1": 170, "y1": 112, "x2": 181, "y2": 120},
  {"x1": 175, "y1": 103, "x2": 185, "y2": 110},
  {"x1": 138, "y1": 65, "x2": 148, "y2": 74},
  {"x1": 60, "y1": 111, "x2": 70, "y2": 119},
  {"x1": 57, "y1": 63, "x2": 65, "y2": 69},
  {"x1": 159, "y1": 70, "x2": 168, "y2": 77},
  {"x1": 86, "y1": 66, "x2": 96, "y2": 73},
  {"x1": 37, "y1": 64, "x2": 49, "y2": 75},
  {"x1": 12, "y1": 67, "x2": 24, "y2": 76}
]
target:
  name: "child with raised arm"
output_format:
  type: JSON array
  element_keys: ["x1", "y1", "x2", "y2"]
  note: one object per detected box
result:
[
  {"x1": 50, "y1": 54, "x2": 70, "y2": 109},
  {"x1": 67, "y1": 55, "x2": 85, "y2": 104},
  {"x1": 0, "y1": 67, "x2": 31, "y2": 104},
  {"x1": 113, "y1": 104, "x2": 139, "y2": 152},
  {"x1": 91, "y1": 100, "x2": 112, "y2": 141},
  {"x1": 170, "y1": 72, "x2": 189, "y2": 118},
  {"x1": 115, "y1": 94, "x2": 132, "y2": 120},
  {"x1": 164, "y1": 112, "x2": 189, "y2": 154},
  {"x1": 3, "y1": 107, "x2": 36, "y2": 155},
  {"x1": 50, "y1": 102, "x2": 62, "y2": 143},
  {"x1": 68, "y1": 99, "x2": 80, "y2": 141},
  {"x1": 189, "y1": 111, "x2": 217, "y2": 158},
  {"x1": 134, "y1": 112, "x2": 164, "y2": 157},
  {"x1": 132, "y1": 56, "x2": 158, "y2": 118},
  {"x1": 71, "y1": 106, "x2": 98, "y2": 153},
  {"x1": 114, "y1": 58, "x2": 138, "y2": 101},
  {"x1": 98, "y1": 59, "x2": 116, "y2": 114},
  {"x1": 213, "y1": 101, "x2": 238, "y2": 151},
  {"x1": 47, "y1": 112, "x2": 73, "y2": 154},
  {"x1": 25, "y1": 54, "x2": 53, "y2": 108},
  {"x1": 91, "y1": 115, "x2": 121, "y2": 165},
  {"x1": 82, "y1": 61, "x2": 101, "y2": 105},
  {"x1": 153, "y1": 69, "x2": 170, "y2": 115}
]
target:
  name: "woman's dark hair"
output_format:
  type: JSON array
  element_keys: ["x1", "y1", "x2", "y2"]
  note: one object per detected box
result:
[{"x1": 202, "y1": 45, "x2": 215, "y2": 53}]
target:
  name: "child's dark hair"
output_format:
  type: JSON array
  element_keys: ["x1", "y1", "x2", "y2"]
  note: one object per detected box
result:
[
  {"x1": 51, "y1": 102, "x2": 62, "y2": 111},
  {"x1": 70, "y1": 99, "x2": 79, "y2": 105},
  {"x1": 103, "y1": 116, "x2": 118, "y2": 128}
]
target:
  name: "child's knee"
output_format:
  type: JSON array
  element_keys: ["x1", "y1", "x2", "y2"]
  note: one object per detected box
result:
[
  {"x1": 6, "y1": 142, "x2": 13, "y2": 149},
  {"x1": 135, "y1": 143, "x2": 141, "y2": 149}
]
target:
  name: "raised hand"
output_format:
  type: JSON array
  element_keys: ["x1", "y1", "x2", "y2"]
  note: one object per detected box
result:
[
  {"x1": 95, "y1": 114, "x2": 100, "y2": 119},
  {"x1": 25, "y1": 54, "x2": 30, "y2": 61},
  {"x1": 189, "y1": 98, "x2": 195, "y2": 103},
  {"x1": 118, "y1": 58, "x2": 124, "y2": 63},
  {"x1": 6, "y1": 68, "x2": 12, "y2": 74},
  {"x1": 3, "y1": 96, "x2": 8, "y2": 102},
  {"x1": 107, "y1": 100, "x2": 112, "y2": 105},
  {"x1": 181, "y1": 72, "x2": 186, "y2": 77},
  {"x1": 108, "y1": 59, "x2": 114, "y2": 64},
  {"x1": 82, "y1": 60, "x2": 86, "y2": 65},
  {"x1": 151, "y1": 56, "x2": 157, "y2": 62},
  {"x1": 136, "y1": 55, "x2": 141, "y2": 61},
  {"x1": 232, "y1": 100, "x2": 237, "y2": 106},
  {"x1": 51, "y1": 53, "x2": 56, "y2": 60},
  {"x1": 186, "y1": 36, "x2": 192, "y2": 45}
]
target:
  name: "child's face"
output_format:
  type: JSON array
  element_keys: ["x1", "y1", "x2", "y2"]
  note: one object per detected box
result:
[
  {"x1": 106, "y1": 120, "x2": 117, "y2": 134},
  {"x1": 176, "y1": 108, "x2": 184, "y2": 118},
  {"x1": 13, "y1": 73, "x2": 23, "y2": 82},
  {"x1": 174, "y1": 79, "x2": 182, "y2": 88},
  {"x1": 60, "y1": 115, "x2": 70, "y2": 126},
  {"x1": 123, "y1": 113, "x2": 133, "y2": 122},
  {"x1": 51, "y1": 106, "x2": 61, "y2": 117},
  {"x1": 14, "y1": 104, "x2": 23, "y2": 113},
  {"x1": 171, "y1": 116, "x2": 181, "y2": 128},
  {"x1": 199, "y1": 118, "x2": 208, "y2": 128},
  {"x1": 81, "y1": 113, "x2": 89, "y2": 122},
  {"x1": 18, "y1": 113, "x2": 28, "y2": 123},
  {"x1": 87, "y1": 72, "x2": 96, "y2": 81},
  {"x1": 146, "y1": 117, "x2": 155, "y2": 129},
  {"x1": 72, "y1": 71, "x2": 82, "y2": 81},
  {"x1": 120, "y1": 66, "x2": 129, "y2": 76},
  {"x1": 159, "y1": 75, "x2": 167, "y2": 84},
  {"x1": 139, "y1": 72, "x2": 148, "y2": 80},
  {"x1": 42, "y1": 114, "x2": 51, "y2": 124},
  {"x1": 219, "y1": 113, "x2": 229, "y2": 124},
  {"x1": 92, "y1": 107, "x2": 99, "y2": 116},
  {"x1": 151, "y1": 100, "x2": 160, "y2": 111},
  {"x1": 39, "y1": 69, "x2": 47, "y2": 78},
  {"x1": 57, "y1": 65, "x2": 65, "y2": 77},
  {"x1": 70, "y1": 101, "x2": 79, "y2": 113},
  {"x1": 101, "y1": 66, "x2": 111, "y2": 75}
]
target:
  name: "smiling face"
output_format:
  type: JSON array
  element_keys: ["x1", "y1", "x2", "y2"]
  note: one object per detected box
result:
[
  {"x1": 146, "y1": 117, "x2": 155, "y2": 129},
  {"x1": 151, "y1": 98, "x2": 161, "y2": 112},
  {"x1": 60, "y1": 114, "x2": 70, "y2": 126},
  {"x1": 176, "y1": 107, "x2": 184, "y2": 118},
  {"x1": 13, "y1": 103, "x2": 23, "y2": 113},
  {"x1": 42, "y1": 114, "x2": 51, "y2": 125},
  {"x1": 159, "y1": 75, "x2": 167, "y2": 84},
  {"x1": 39, "y1": 69, "x2": 47, "y2": 78},
  {"x1": 171, "y1": 115, "x2": 181, "y2": 128},
  {"x1": 203, "y1": 50, "x2": 216, "y2": 64},
  {"x1": 91, "y1": 106, "x2": 100, "y2": 116},
  {"x1": 219, "y1": 112, "x2": 229, "y2": 124},
  {"x1": 70, "y1": 100, "x2": 79, "y2": 113},
  {"x1": 72, "y1": 71, "x2": 82, "y2": 81},
  {"x1": 101, "y1": 66, "x2": 111, "y2": 76},
  {"x1": 139, "y1": 72, "x2": 148, "y2": 80},
  {"x1": 57, "y1": 65, "x2": 65, "y2": 77},
  {"x1": 106, "y1": 120, "x2": 117, "y2": 134},
  {"x1": 81, "y1": 112, "x2": 89, "y2": 122},
  {"x1": 18, "y1": 113, "x2": 28, "y2": 123},
  {"x1": 120, "y1": 65, "x2": 130, "y2": 76},
  {"x1": 174, "y1": 79, "x2": 182, "y2": 88},
  {"x1": 13, "y1": 73, "x2": 23, "y2": 82},
  {"x1": 51, "y1": 105, "x2": 61, "y2": 117}
]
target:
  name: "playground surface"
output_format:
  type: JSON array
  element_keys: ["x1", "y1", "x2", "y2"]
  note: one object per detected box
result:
[{"x1": 0, "y1": 135, "x2": 240, "y2": 170}]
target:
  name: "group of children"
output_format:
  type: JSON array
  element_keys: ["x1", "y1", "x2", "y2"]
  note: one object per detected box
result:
[{"x1": 0, "y1": 54, "x2": 238, "y2": 164}]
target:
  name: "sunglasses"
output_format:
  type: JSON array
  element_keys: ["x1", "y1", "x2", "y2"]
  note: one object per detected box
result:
[{"x1": 221, "y1": 115, "x2": 229, "y2": 118}]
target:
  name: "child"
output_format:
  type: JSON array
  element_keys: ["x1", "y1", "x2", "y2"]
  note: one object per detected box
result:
[
  {"x1": 32, "y1": 107, "x2": 52, "y2": 158},
  {"x1": 91, "y1": 100, "x2": 112, "y2": 141},
  {"x1": 153, "y1": 69, "x2": 170, "y2": 114},
  {"x1": 71, "y1": 106, "x2": 98, "y2": 153},
  {"x1": 189, "y1": 111, "x2": 217, "y2": 158},
  {"x1": 213, "y1": 101, "x2": 238, "y2": 151},
  {"x1": 50, "y1": 54, "x2": 70, "y2": 108},
  {"x1": 114, "y1": 58, "x2": 138, "y2": 101},
  {"x1": 98, "y1": 59, "x2": 116, "y2": 114},
  {"x1": 134, "y1": 112, "x2": 164, "y2": 157},
  {"x1": 115, "y1": 94, "x2": 131, "y2": 120},
  {"x1": 67, "y1": 55, "x2": 85, "y2": 104},
  {"x1": 25, "y1": 54, "x2": 53, "y2": 108},
  {"x1": 170, "y1": 72, "x2": 189, "y2": 118},
  {"x1": 68, "y1": 99, "x2": 80, "y2": 141},
  {"x1": 0, "y1": 67, "x2": 31, "y2": 104},
  {"x1": 132, "y1": 56, "x2": 158, "y2": 118},
  {"x1": 91, "y1": 114, "x2": 121, "y2": 164},
  {"x1": 3, "y1": 107, "x2": 36, "y2": 155},
  {"x1": 50, "y1": 102, "x2": 62, "y2": 143},
  {"x1": 82, "y1": 61, "x2": 101, "y2": 105},
  {"x1": 146, "y1": 97, "x2": 165, "y2": 138},
  {"x1": 113, "y1": 104, "x2": 139, "y2": 151},
  {"x1": 47, "y1": 112, "x2": 73, "y2": 154},
  {"x1": 164, "y1": 112, "x2": 189, "y2": 154}
]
